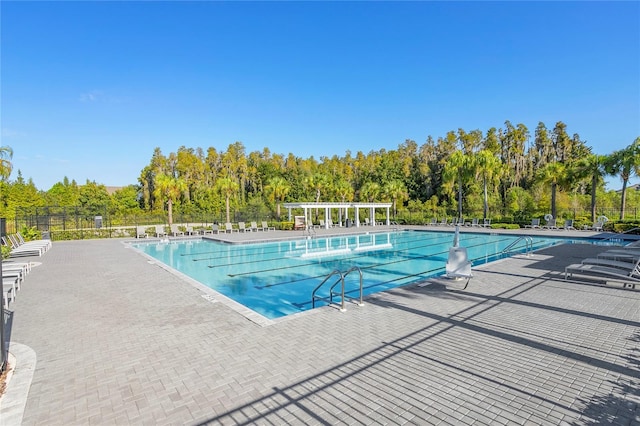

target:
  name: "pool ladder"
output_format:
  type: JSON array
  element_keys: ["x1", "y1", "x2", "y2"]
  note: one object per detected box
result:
[
  {"x1": 501, "y1": 236, "x2": 534, "y2": 257},
  {"x1": 311, "y1": 266, "x2": 364, "y2": 312},
  {"x1": 304, "y1": 225, "x2": 317, "y2": 238}
]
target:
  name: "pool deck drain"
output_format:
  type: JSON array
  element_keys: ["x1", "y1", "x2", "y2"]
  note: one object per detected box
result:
[{"x1": 1, "y1": 226, "x2": 639, "y2": 425}]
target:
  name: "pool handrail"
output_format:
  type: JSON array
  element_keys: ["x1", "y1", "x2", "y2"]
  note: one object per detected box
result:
[
  {"x1": 312, "y1": 266, "x2": 364, "y2": 312},
  {"x1": 339, "y1": 266, "x2": 364, "y2": 307},
  {"x1": 501, "y1": 236, "x2": 533, "y2": 257},
  {"x1": 312, "y1": 270, "x2": 345, "y2": 311}
]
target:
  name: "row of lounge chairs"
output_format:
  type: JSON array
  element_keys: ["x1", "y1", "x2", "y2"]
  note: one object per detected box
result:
[
  {"x1": 565, "y1": 241, "x2": 640, "y2": 288},
  {"x1": 426, "y1": 218, "x2": 491, "y2": 228},
  {"x1": 2, "y1": 233, "x2": 52, "y2": 257},
  {"x1": 201, "y1": 221, "x2": 276, "y2": 234},
  {"x1": 3, "y1": 260, "x2": 33, "y2": 309},
  {"x1": 1, "y1": 233, "x2": 51, "y2": 308},
  {"x1": 136, "y1": 221, "x2": 276, "y2": 238},
  {"x1": 524, "y1": 218, "x2": 605, "y2": 231}
]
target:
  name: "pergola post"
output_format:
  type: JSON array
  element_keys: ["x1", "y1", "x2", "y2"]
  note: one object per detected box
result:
[{"x1": 325, "y1": 207, "x2": 330, "y2": 228}]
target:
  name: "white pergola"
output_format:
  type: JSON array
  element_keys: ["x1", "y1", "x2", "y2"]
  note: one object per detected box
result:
[{"x1": 282, "y1": 202, "x2": 393, "y2": 229}]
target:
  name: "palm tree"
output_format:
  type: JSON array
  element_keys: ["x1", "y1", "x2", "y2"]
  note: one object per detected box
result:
[
  {"x1": 359, "y1": 181, "x2": 381, "y2": 202},
  {"x1": 606, "y1": 138, "x2": 640, "y2": 220},
  {"x1": 304, "y1": 173, "x2": 330, "y2": 222},
  {"x1": 384, "y1": 180, "x2": 408, "y2": 219},
  {"x1": 442, "y1": 151, "x2": 472, "y2": 220},
  {"x1": 536, "y1": 161, "x2": 566, "y2": 219},
  {"x1": 215, "y1": 177, "x2": 240, "y2": 224},
  {"x1": 265, "y1": 176, "x2": 291, "y2": 220},
  {"x1": 0, "y1": 146, "x2": 13, "y2": 181},
  {"x1": 573, "y1": 153, "x2": 608, "y2": 222},
  {"x1": 334, "y1": 178, "x2": 354, "y2": 225},
  {"x1": 474, "y1": 150, "x2": 503, "y2": 220},
  {"x1": 153, "y1": 174, "x2": 187, "y2": 226}
]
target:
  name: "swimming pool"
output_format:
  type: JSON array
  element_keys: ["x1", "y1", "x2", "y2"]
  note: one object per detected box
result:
[{"x1": 131, "y1": 230, "x2": 602, "y2": 320}]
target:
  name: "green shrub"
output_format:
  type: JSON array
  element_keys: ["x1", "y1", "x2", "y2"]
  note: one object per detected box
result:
[
  {"x1": 1, "y1": 245, "x2": 11, "y2": 259},
  {"x1": 489, "y1": 223, "x2": 521, "y2": 229},
  {"x1": 19, "y1": 226, "x2": 41, "y2": 241},
  {"x1": 279, "y1": 221, "x2": 294, "y2": 231}
]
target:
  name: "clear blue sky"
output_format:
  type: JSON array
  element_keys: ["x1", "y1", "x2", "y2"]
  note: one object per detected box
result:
[{"x1": 2, "y1": 1, "x2": 639, "y2": 191}]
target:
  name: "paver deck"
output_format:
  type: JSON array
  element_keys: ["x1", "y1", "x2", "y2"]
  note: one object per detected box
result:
[{"x1": 1, "y1": 226, "x2": 639, "y2": 425}]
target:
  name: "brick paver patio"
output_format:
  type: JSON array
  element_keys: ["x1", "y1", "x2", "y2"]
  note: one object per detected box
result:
[{"x1": 1, "y1": 228, "x2": 639, "y2": 425}]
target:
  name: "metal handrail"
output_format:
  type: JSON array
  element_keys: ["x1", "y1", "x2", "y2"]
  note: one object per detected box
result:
[
  {"x1": 329, "y1": 266, "x2": 364, "y2": 307},
  {"x1": 311, "y1": 266, "x2": 365, "y2": 311},
  {"x1": 502, "y1": 236, "x2": 533, "y2": 256},
  {"x1": 304, "y1": 225, "x2": 317, "y2": 238},
  {"x1": 311, "y1": 270, "x2": 344, "y2": 310}
]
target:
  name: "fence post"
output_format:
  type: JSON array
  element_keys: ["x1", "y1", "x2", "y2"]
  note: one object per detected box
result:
[{"x1": 0, "y1": 217, "x2": 6, "y2": 373}]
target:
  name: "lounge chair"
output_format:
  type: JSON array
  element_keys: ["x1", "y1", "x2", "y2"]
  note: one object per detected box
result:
[
  {"x1": 8, "y1": 234, "x2": 50, "y2": 253},
  {"x1": 170, "y1": 224, "x2": 184, "y2": 237},
  {"x1": 481, "y1": 218, "x2": 491, "y2": 228},
  {"x1": 524, "y1": 219, "x2": 540, "y2": 229},
  {"x1": 466, "y1": 218, "x2": 479, "y2": 227},
  {"x1": 250, "y1": 221, "x2": 262, "y2": 232},
  {"x1": 2, "y1": 236, "x2": 44, "y2": 257},
  {"x1": 426, "y1": 218, "x2": 437, "y2": 226},
  {"x1": 596, "y1": 249, "x2": 640, "y2": 262},
  {"x1": 579, "y1": 257, "x2": 639, "y2": 271},
  {"x1": 136, "y1": 226, "x2": 148, "y2": 238},
  {"x1": 185, "y1": 226, "x2": 196, "y2": 236},
  {"x1": 565, "y1": 257, "x2": 640, "y2": 285},
  {"x1": 3, "y1": 276, "x2": 20, "y2": 308},
  {"x1": 262, "y1": 221, "x2": 276, "y2": 231},
  {"x1": 585, "y1": 221, "x2": 605, "y2": 231},
  {"x1": 224, "y1": 223, "x2": 238, "y2": 233},
  {"x1": 238, "y1": 222, "x2": 248, "y2": 232},
  {"x1": 15, "y1": 233, "x2": 52, "y2": 252},
  {"x1": 560, "y1": 219, "x2": 575, "y2": 230},
  {"x1": 438, "y1": 218, "x2": 448, "y2": 226},
  {"x1": 155, "y1": 225, "x2": 167, "y2": 238},
  {"x1": 542, "y1": 218, "x2": 557, "y2": 229},
  {"x1": 201, "y1": 224, "x2": 220, "y2": 235}
]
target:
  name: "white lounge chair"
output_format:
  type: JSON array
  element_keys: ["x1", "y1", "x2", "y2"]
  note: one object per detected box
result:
[
  {"x1": 262, "y1": 221, "x2": 276, "y2": 231},
  {"x1": 155, "y1": 225, "x2": 167, "y2": 238},
  {"x1": 136, "y1": 226, "x2": 148, "y2": 238},
  {"x1": 224, "y1": 223, "x2": 238, "y2": 233},
  {"x1": 524, "y1": 219, "x2": 540, "y2": 229},
  {"x1": 170, "y1": 224, "x2": 184, "y2": 237},
  {"x1": 466, "y1": 218, "x2": 479, "y2": 227},
  {"x1": 15, "y1": 233, "x2": 52, "y2": 252},
  {"x1": 2, "y1": 236, "x2": 44, "y2": 257},
  {"x1": 3, "y1": 276, "x2": 20, "y2": 308},
  {"x1": 586, "y1": 221, "x2": 605, "y2": 231},
  {"x1": 481, "y1": 218, "x2": 491, "y2": 228},
  {"x1": 250, "y1": 221, "x2": 262, "y2": 232},
  {"x1": 426, "y1": 218, "x2": 437, "y2": 226},
  {"x1": 238, "y1": 222, "x2": 249, "y2": 232},
  {"x1": 565, "y1": 257, "x2": 640, "y2": 285}
]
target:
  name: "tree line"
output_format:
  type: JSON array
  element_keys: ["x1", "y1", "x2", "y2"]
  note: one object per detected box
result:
[{"x1": 1, "y1": 120, "x2": 639, "y2": 228}]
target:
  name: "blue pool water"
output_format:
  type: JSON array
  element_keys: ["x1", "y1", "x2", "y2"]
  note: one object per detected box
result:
[{"x1": 131, "y1": 230, "x2": 604, "y2": 319}]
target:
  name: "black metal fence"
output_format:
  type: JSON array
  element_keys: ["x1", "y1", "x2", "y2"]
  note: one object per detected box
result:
[
  {"x1": 11, "y1": 206, "x2": 278, "y2": 240},
  {"x1": 8, "y1": 204, "x2": 640, "y2": 241}
]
